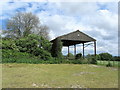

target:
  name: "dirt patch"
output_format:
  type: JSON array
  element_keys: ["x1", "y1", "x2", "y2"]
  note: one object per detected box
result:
[
  {"x1": 70, "y1": 84, "x2": 83, "y2": 88},
  {"x1": 32, "y1": 83, "x2": 38, "y2": 87},
  {"x1": 89, "y1": 65, "x2": 101, "y2": 67},
  {"x1": 73, "y1": 72, "x2": 95, "y2": 76}
]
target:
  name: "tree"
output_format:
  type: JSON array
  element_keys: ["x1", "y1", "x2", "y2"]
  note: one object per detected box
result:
[
  {"x1": 33, "y1": 25, "x2": 50, "y2": 40},
  {"x1": 99, "y1": 53, "x2": 113, "y2": 61},
  {"x1": 113, "y1": 56, "x2": 120, "y2": 61},
  {"x1": 51, "y1": 38, "x2": 63, "y2": 58},
  {"x1": 5, "y1": 12, "x2": 50, "y2": 39}
]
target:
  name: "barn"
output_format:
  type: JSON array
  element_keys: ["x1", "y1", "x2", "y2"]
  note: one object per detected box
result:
[{"x1": 51, "y1": 30, "x2": 96, "y2": 58}]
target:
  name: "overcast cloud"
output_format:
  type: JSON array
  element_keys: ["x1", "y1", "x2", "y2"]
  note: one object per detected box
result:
[{"x1": 0, "y1": 0, "x2": 118, "y2": 56}]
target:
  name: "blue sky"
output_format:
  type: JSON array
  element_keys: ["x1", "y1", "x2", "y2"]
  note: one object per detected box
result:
[{"x1": 0, "y1": 0, "x2": 118, "y2": 56}]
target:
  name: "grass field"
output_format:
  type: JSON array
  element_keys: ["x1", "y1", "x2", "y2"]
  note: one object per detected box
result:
[
  {"x1": 97, "y1": 61, "x2": 119, "y2": 67},
  {"x1": 2, "y1": 64, "x2": 118, "y2": 88}
]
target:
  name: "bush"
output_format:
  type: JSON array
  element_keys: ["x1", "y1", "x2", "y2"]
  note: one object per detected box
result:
[
  {"x1": 2, "y1": 49, "x2": 39, "y2": 63},
  {"x1": 32, "y1": 48, "x2": 53, "y2": 60},
  {"x1": 75, "y1": 53, "x2": 82, "y2": 59},
  {"x1": 90, "y1": 57, "x2": 97, "y2": 64},
  {"x1": 71, "y1": 60, "x2": 82, "y2": 64},
  {"x1": 106, "y1": 63, "x2": 112, "y2": 67},
  {"x1": 86, "y1": 54, "x2": 97, "y2": 64},
  {"x1": 2, "y1": 38, "x2": 19, "y2": 51},
  {"x1": 66, "y1": 53, "x2": 74, "y2": 59},
  {"x1": 80, "y1": 58, "x2": 89, "y2": 64},
  {"x1": 51, "y1": 38, "x2": 63, "y2": 58},
  {"x1": 15, "y1": 35, "x2": 39, "y2": 53},
  {"x1": 15, "y1": 34, "x2": 52, "y2": 60},
  {"x1": 39, "y1": 49, "x2": 53, "y2": 60}
]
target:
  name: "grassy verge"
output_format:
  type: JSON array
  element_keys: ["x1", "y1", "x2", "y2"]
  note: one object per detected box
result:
[
  {"x1": 97, "y1": 61, "x2": 119, "y2": 67},
  {"x1": 2, "y1": 63, "x2": 118, "y2": 88}
]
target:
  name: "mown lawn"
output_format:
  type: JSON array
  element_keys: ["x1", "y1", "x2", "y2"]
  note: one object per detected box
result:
[{"x1": 2, "y1": 64, "x2": 118, "y2": 88}]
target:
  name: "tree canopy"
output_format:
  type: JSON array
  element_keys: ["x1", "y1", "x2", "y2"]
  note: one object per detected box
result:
[
  {"x1": 99, "y1": 53, "x2": 113, "y2": 60},
  {"x1": 4, "y1": 12, "x2": 50, "y2": 39}
]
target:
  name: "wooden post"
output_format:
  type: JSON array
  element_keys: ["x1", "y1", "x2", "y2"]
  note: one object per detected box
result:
[
  {"x1": 74, "y1": 44, "x2": 76, "y2": 56},
  {"x1": 94, "y1": 41, "x2": 96, "y2": 56},
  {"x1": 68, "y1": 46, "x2": 69, "y2": 57},
  {"x1": 83, "y1": 43, "x2": 84, "y2": 58}
]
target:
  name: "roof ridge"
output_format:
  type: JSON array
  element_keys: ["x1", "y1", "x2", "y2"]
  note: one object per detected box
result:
[{"x1": 51, "y1": 30, "x2": 96, "y2": 42}]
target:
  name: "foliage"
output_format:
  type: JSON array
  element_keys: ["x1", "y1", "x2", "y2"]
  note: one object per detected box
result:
[
  {"x1": 15, "y1": 34, "x2": 39, "y2": 53},
  {"x1": 15, "y1": 34, "x2": 51, "y2": 53},
  {"x1": 34, "y1": 25, "x2": 50, "y2": 40},
  {"x1": 2, "y1": 49, "x2": 53, "y2": 63},
  {"x1": 106, "y1": 62, "x2": 112, "y2": 67},
  {"x1": 80, "y1": 58, "x2": 89, "y2": 64},
  {"x1": 7, "y1": 12, "x2": 39, "y2": 37},
  {"x1": 67, "y1": 53, "x2": 74, "y2": 57},
  {"x1": 33, "y1": 48, "x2": 53, "y2": 60},
  {"x1": 40, "y1": 36, "x2": 52, "y2": 52},
  {"x1": 2, "y1": 49, "x2": 38, "y2": 63},
  {"x1": 4, "y1": 12, "x2": 50, "y2": 39},
  {"x1": 113, "y1": 56, "x2": 120, "y2": 61},
  {"x1": 90, "y1": 57, "x2": 97, "y2": 64},
  {"x1": 66, "y1": 53, "x2": 74, "y2": 59},
  {"x1": 86, "y1": 54, "x2": 97, "y2": 64},
  {"x1": 96, "y1": 54, "x2": 101, "y2": 60},
  {"x1": 2, "y1": 38, "x2": 19, "y2": 51},
  {"x1": 75, "y1": 53, "x2": 82, "y2": 59},
  {"x1": 2, "y1": 50, "x2": 89, "y2": 64},
  {"x1": 51, "y1": 38, "x2": 63, "y2": 58},
  {"x1": 99, "y1": 53, "x2": 113, "y2": 61},
  {"x1": 2, "y1": 34, "x2": 52, "y2": 61}
]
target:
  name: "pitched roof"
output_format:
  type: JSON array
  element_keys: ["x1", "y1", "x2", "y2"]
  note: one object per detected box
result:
[{"x1": 51, "y1": 30, "x2": 96, "y2": 46}]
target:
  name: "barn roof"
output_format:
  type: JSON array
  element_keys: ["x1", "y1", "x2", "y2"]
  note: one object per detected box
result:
[{"x1": 51, "y1": 30, "x2": 96, "y2": 46}]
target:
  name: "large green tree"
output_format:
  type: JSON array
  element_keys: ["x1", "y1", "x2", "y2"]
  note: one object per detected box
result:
[{"x1": 99, "y1": 53, "x2": 113, "y2": 61}]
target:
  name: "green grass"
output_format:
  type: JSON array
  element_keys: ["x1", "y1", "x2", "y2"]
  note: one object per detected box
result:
[
  {"x1": 2, "y1": 63, "x2": 118, "y2": 88},
  {"x1": 97, "y1": 61, "x2": 120, "y2": 67}
]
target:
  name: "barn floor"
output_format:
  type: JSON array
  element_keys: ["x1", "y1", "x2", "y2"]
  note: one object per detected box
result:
[{"x1": 2, "y1": 64, "x2": 118, "y2": 88}]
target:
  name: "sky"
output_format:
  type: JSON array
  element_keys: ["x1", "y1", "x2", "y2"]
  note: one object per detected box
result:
[{"x1": 0, "y1": 0, "x2": 118, "y2": 56}]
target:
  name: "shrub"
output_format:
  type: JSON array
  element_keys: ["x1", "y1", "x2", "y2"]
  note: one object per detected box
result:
[
  {"x1": 80, "y1": 58, "x2": 89, "y2": 64},
  {"x1": 2, "y1": 38, "x2": 19, "y2": 51},
  {"x1": 66, "y1": 53, "x2": 74, "y2": 59},
  {"x1": 75, "y1": 53, "x2": 82, "y2": 59},
  {"x1": 90, "y1": 57, "x2": 97, "y2": 64},
  {"x1": 96, "y1": 54, "x2": 101, "y2": 60},
  {"x1": 51, "y1": 38, "x2": 63, "y2": 58},
  {"x1": 71, "y1": 60, "x2": 82, "y2": 64},
  {"x1": 2, "y1": 49, "x2": 39, "y2": 63},
  {"x1": 86, "y1": 54, "x2": 97, "y2": 64},
  {"x1": 39, "y1": 49, "x2": 53, "y2": 60},
  {"x1": 15, "y1": 35, "x2": 39, "y2": 53},
  {"x1": 32, "y1": 48, "x2": 53, "y2": 60},
  {"x1": 15, "y1": 34, "x2": 52, "y2": 60},
  {"x1": 106, "y1": 63, "x2": 112, "y2": 67}
]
